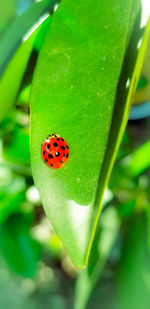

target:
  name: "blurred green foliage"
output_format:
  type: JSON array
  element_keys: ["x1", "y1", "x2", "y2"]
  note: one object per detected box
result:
[
  {"x1": 0, "y1": 0, "x2": 15, "y2": 38},
  {"x1": 0, "y1": 96, "x2": 150, "y2": 308},
  {"x1": 0, "y1": 0, "x2": 150, "y2": 308}
]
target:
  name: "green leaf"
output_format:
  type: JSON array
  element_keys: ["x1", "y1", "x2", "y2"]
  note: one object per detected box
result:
[
  {"x1": 0, "y1": 0, "x2": 56, "y2": 77},
  {"x1": 120, "y1": 139, "x2": 150, "y2": 177},
  {"x1": 0, "y1": 0, "x2": 15, "y2": 37},
  {"x1": 74, "y1": 207, "x2": 120, "y2": 309},
  {"x1": 0, "y1": 213, "x2": 41, "y2": 277},
  {"x1": 30, "y1": 0, "x2": 142, "y2": 268},
  {"x1": 3, "y1": 125, "x2": 30, "y2": 166},
  {"x1": 146, "y1": 207, "x2": 150, "y2": 251},
  {"x1": 137, "y1": 75, "x2": 148, "y2": 89},
  {"x1": 0, "y1": 0, "x2": 56, "y2": 122},
  {"x1": 0, "y1": 169, "x2": 26, "y2": 223},
  {"x1": 116, "y1": 215, "x2": 150, "y2": 309},
  {"x1": 17, "y1": 84, "x2": 31, "y2": 105},
  {"x1": 0, "y1": 31, "x2": 36, "y2": 122},
  {"x1": 95, "y1": 15, "x2": 150, "y2": 258}
]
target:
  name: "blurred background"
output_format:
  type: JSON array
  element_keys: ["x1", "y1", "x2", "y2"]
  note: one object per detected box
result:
[{"x1": 0, "y1": 0, "x2": 150, "y2": 308}]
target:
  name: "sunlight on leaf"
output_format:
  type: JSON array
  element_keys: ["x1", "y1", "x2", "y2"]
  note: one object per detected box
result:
[{"x1": 31, "y1": 0, "x2": 142, "y2": 267}]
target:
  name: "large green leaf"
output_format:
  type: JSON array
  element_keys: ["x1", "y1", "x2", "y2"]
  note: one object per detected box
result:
[{"x1": 30, "y1": 0, "x2": 143, "y2": 268}]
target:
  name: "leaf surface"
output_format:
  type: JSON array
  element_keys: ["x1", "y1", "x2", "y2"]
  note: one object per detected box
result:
[{"x1": 30, "y1": 0, "x2": 142, "y2": 267}]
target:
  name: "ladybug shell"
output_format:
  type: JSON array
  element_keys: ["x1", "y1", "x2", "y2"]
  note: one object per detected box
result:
[{"x1": 41, "y1": 134, "x2": 70, "y2": 169}]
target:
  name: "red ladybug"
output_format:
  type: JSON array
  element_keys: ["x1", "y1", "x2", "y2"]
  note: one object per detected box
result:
[{"x1": 41, "y1": 133, "x2": 70, "y2": 169}]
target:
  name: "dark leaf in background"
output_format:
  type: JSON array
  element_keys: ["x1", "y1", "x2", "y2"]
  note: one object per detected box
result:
[
  {"x1": 0, "y1": 172, "x2": 26, "y2": 223},
  {"x1": 3, "y1": 125, "x2": 30, "y2": 166},
  {"x1": 116, "y1": 215, "x2": 150, "y2": 309},
  {"x1": 0, "y1": 213, "x2": 41, "y2": 277}
]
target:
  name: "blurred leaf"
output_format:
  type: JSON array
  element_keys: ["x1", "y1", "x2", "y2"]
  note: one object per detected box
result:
[
  {"x1": 0, "y1": 0, "x2": 15, "y2": 37},
  {"x1": 0, "y1": 191, "x2": 25, "y2": 223},
  {"x1": 0, "y1": 170, "x2": 26, "y2": 223},
  {"x1": 137, "y1": 75, "x2": 148, "y2": 89},
  {"x1": 0, "y1": 213, "x2": 41, "y2": 277},
  {"x1": 3, "y1": 125, "x2": 30, "y2": 166},
  {"x1": 30, "y1": 0, "x2": 142, "y2": 267},
  {"x1": 118, "y1": 200, "x2": 136, "y2": 218},
  {"x1": 120, "y1": 139, "x2": 150, "y2": 177},
  {"x1": 16, "y1": 17, "x2": 51, "y2": 106},
  {"x1": 116, "y1": 215, "x2": 150, "y2": 309},
  {"x1": 74, "y1": 207, "x2": 120, "y2": 309},
  {"x1": 146, "y1": 207, "x2": 150, "y2": 252},
  {"x1": 0, "y1": 0, "x2": 56, "y2": 77},
  {"x1": 0, "y1": 0, "x2": 57, "y2": 122},
  {"x1": 0, "y1": 31, "x2": 37, "y2": 122},
  {"x1": 17, "y1": 84, "x2": 31, "y2": 105}
]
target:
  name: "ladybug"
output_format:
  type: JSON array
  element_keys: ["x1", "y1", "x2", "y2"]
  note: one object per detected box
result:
[{"x1": 41, "y1": 133, "x2": 70, "y2": 169}]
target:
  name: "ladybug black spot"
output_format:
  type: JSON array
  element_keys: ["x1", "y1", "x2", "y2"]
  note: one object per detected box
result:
[
  {"x1": 46, "y1": 144, "x2": 50, "y2": 150},
  {"x1": 48, "y1": 154, "x2": 53, "y2": 158},
  {"x1": 61, "y1": 138, "x2": 64, "y2": 141},
  {"x1": 63, "y1": 153, "x2": 65, "y2": 157},
  {"x1": 43, "y1": 151, "x2": 46, "y2": 155},
  {"x1": 50, "y1": 164, "x2": 53, "y2": 166},
  {"x1": 61, "y1": 146, "x2": 65, "y2": 150},
  {"x1": 66, "y1": 153, "x2": 69, "y2": 158},
  {"x1": 45, "y1": 158, "x2": 48, "y2": 162},
  {"x1": 56, "y1": 138, "x2": 60, "y2": 140},
  {"x1": 66, "y1": 145, "x2": 69, "y2": 149},
  {"x1": 53, "y1": 142, "x2": 58, "y2": 147},
  {"x1": 55, "y1": 152, "x2": 60, "y2": 157}
]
